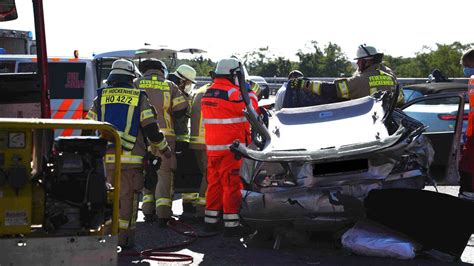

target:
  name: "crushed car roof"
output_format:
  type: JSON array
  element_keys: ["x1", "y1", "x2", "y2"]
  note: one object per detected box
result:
[{"x1": 234, "y1": 96, "x2": 408, "y2": 162}]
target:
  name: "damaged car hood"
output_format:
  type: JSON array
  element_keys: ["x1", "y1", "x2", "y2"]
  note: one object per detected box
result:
[{"x1": 235, "y1": 96, "x2": 407, "y2": 162}]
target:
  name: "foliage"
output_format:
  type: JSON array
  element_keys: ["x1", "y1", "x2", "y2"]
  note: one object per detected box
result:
[
  {"x1": 175, "y1": 56, "x2": 215, "y2": 76},
  {"x1": 240, "y1": 47, "x2": 298, "y2": 77},
  {"x1": 175, "y1": 42, "x2": 473, "y2": 78},
  {"x1": 384, "y1": 42, "x2": 473, "y2": 77},
  {"x1": 296, "y1": 41, "x2": 353, "y2": 77}
]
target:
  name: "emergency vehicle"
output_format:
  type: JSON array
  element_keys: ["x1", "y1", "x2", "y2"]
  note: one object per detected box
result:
[
  {"x1": 0, "y1": 55, "x2": 96, "y2": 136},
  {"x1": 0, "y1": 28, "x2": 36, "y2": 54},
  {"x1": 0, "y1": 47, "x2": 206, "y2": 136}
]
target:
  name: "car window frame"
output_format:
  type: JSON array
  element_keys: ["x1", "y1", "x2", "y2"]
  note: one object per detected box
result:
[
  {"x1": 402, "y1": 88, "x2": 424, "y2": 102},
  {"x1": 401, "y1": 92, "x2": 465, "y2": 184}
]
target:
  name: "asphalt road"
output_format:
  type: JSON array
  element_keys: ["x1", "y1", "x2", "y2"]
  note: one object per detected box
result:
[
  {"x1": 119, "y1": 96, "x2": 473, "y2": 265},
  {"x1": 118, "y1": 186, "x2": 473, "y2": 266}
]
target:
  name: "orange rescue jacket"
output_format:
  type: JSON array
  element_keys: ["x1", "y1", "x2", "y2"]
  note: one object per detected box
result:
[
  {"x1": 460, "y1": 77, "x2": 474, "y2": 173},
  {"x1": 201, "y1": 78, "x2": 259, "y2": 156}
]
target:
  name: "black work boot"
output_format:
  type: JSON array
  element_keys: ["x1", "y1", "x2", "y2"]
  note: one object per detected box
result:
[
  {"x1": 204, "y1": 222, "x2": 221, "y2": 233},
  {"x1": 223, "y1": 225, "x2": 255, "y2": 238},
  {"x1": 158, "y1": 218, "x2": 171, "y2": 228},
  {"x1": 182, "y1": 204, "x2": 196, "y2": 214},
  {"x1": 144, "y1": 210, "x2": 156, "y2": 223},
  {"x1": 144, "y1": 214, "x2": 157, "y2": 223}
]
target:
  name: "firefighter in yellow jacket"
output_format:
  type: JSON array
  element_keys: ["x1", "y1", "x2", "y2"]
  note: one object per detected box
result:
[
  {"x1": 86, "y1": 59, "x2": 171, "y2": 248},
  {"x1": 292, "y1": 44, "x2": 404, "y2": 105},
  {"x1": 168, "y1": 64, "x2": 203, "y2": 215},
  {"x1": 134, "y1": 59, "x2": 188, "y2": 226},
  {"x1": 189, "y1": 83, "x2": 210, "y2": 218}
]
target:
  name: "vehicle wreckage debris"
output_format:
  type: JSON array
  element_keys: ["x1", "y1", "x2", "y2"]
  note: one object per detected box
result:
[{"x1": 364, "y1": 188, "x2": 474, "y2": 260}]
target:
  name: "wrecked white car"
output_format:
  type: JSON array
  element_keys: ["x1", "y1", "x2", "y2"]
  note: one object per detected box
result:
[{"x1": 231, "y1": 78, "x2": 465, "y2": 231}]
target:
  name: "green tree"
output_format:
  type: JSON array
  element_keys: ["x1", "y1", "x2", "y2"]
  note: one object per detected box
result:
[
  {"x1": 296, "y1": 41, "x2": 352, "y2": 77},
  {"x1": 241, "y1": 46, "x2": 273, "y2": 74},
  {"x1": 385, "y1": 42, "x2": 473, "y2": 77},
  {"x1": 241, "y1": 47, "x2": 298, "y2": 77},
  {"x1": 176, "y1": 56, "x2": 215, "y2": 76},
  {"x1": 296, "y1": 41, "x2": 325, "y2": 76},
  {"x1": 321, "y1": 42, "x2": 353, "y2": 77},
  {"x1": 178, "y1": 41, "x2": 473, "y2": 78},
  {"x1": 425, "y1": 42, "x2": 472, "y2": 77}
]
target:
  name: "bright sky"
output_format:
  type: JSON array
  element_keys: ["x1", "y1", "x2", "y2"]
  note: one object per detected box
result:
[{"x1": 2, "y1": 0, "x2": 473, "y2": 61}]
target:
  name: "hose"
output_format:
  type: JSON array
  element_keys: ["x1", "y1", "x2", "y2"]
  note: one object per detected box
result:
[{"x1": 118, "y1": 219, "x2": 219, "y2": 264}]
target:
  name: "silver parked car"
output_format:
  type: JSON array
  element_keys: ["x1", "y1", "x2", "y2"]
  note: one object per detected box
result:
[
  {"x1": 402, "y1": 82, "x2": 468, "y2": 133},
  {"x1": 401, "y1": 82, "x2": 467, "y2": 182}
]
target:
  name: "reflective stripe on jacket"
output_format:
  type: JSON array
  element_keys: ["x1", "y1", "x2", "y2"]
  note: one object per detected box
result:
[
  {"x1": 135, "y1": 71, "x2": 188, "y2": 142},
  {"x1": 201, "y1": 78, "x2": 259, "y2": 156},
  {"x1": 105, "y1": 152, "x2": 143, "y2": 164},
  {"x1": 333, "y1": 63, "x2": 403, "y2": 105},
  {"x1": 189, "y1": 84, "x2": 209, "y2": 150},
  {"x1": 174, "y1": 93, "x2": 192, "y2": 143}
]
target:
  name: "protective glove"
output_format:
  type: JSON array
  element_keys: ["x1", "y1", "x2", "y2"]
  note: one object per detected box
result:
[
  {"x1": 290, "y1": 78, "x2": 311, "y2": 90},
  {"x1": 143, "y1": 152, "x2": 161, "y2": 190},
  {"x1": 161, "y1": 146, "x2": 172, "y2": 159},
  {"x1": 245, "y1": 80, "x2": 262, "y2": 100},
  {"x1": 149, "y1": 139, "x2": 172, "y2": 159},
  {"x1": 175, "y1": 141, "x2": 189, "y2": 155},
  {"x1": 250, "y1": 80, "x2": 262, "y2": 100}
]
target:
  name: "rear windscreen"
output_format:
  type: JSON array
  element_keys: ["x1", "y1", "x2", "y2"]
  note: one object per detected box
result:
[{"x1": 18, "y1": 62, "x2": 86, "y2": 99}]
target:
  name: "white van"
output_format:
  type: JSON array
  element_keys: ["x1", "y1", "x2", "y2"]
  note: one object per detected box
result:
[
  {"x1": 0, "y1": 47, "x2": 206, "y2": 135},
  {"x1": 0, "y1": 55, "x2": 97, "y2": 136}
]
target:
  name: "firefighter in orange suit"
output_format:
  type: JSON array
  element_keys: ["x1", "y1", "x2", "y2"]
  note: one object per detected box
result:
[
  {"x1": 86, "y1": 59, "x2": 171, "y2": 248},
  {"x1": 201, "y1": 58, "x2": 259, "y2": 237},
  {"x1": 134, "y1": 59, "x2": 188, "y2": 226},
  {"x1": 459, "y1": 48, "x2": 474, "y2": 201}
]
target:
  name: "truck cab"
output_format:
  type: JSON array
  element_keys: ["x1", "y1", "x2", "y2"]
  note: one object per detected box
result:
[{"x1": 0, "y1": 28, "x2": 36, "y2": 55}]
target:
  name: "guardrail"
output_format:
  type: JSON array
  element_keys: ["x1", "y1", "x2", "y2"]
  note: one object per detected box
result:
[{"x1": 195, "y1": 77, "x2": 469, "y2": 96}]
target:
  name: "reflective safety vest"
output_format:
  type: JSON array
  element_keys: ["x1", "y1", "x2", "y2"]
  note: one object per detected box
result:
[
  {"x1": 97, "y1": 87, "x2": 143, "y2": 151},
  {"x1": 201, "y1": 78, "x2": 258, "y2": 156}
]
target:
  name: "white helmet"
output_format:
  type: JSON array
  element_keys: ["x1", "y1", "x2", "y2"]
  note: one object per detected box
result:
[
  {"x1": 354, "y1": 45, "x2": 383, "y2": 60},
  {"x1": 214, "y1": 58, "x2": 240, "y2": 75},
  {"x1": 174, "y1": 64, "x2": 196, "y2": 84},
  {"x1": 109, "y1": 59, "x2": 136, "y2": 77}
]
